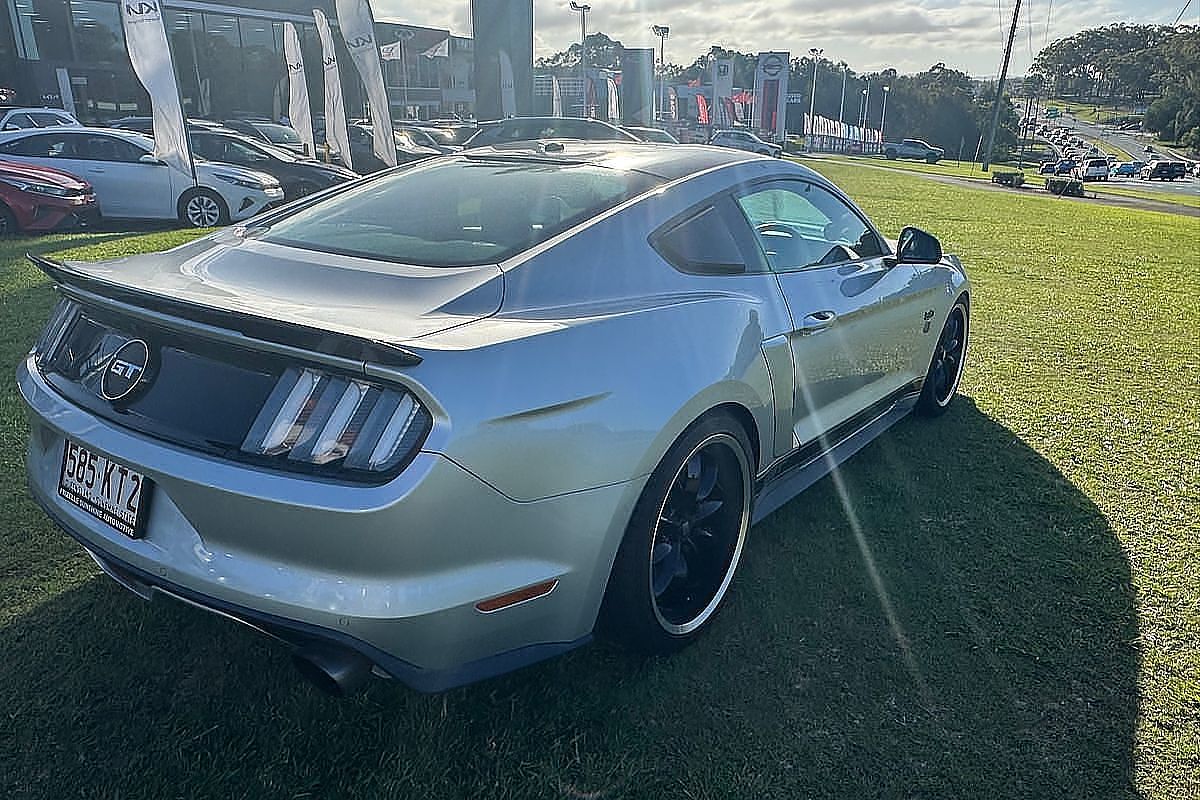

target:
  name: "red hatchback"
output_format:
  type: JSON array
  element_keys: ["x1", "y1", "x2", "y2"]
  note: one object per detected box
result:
[{"x1": 0, "y1": 159, "x2": 97, "y2": 236}]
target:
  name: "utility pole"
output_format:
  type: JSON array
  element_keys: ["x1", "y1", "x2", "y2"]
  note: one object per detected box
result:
[
  {"x1": 570, "y1": 2, "x2": 590, "y2": 118},
  {"x1": 838, "y1": 64, "x2": 847, "y2": 127},
  {"x1": 981, "y1": 0, "x2": 1022, "y2": 171}
]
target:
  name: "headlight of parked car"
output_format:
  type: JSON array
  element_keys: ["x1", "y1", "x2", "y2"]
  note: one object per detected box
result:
[
  {"x1": 241, "y1": 366, "x2": 432, "y2": 473},
  {"x1": 214, "y1": 172, "x2": 273, "y2": 190},
  {"x1": 1, "y1": 177, "x2": 76, "y2": 197}
]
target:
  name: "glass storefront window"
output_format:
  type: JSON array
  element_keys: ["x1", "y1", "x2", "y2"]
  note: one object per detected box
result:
[
  {"x1": 69, "y1": 0, "x2": 123, "y2": 64},
  {"x1": 165, "y1": 10, "x2": 201, "y2": 116},
  {"x1": 12, "y1": 0, "x2": 74, "y2": 61},
  {"x1": 240, "y1": 17, "x2": 283, "y2": 121},
  {"x1": 198, "y1": 13, "x2": 242, "y2": 117}
]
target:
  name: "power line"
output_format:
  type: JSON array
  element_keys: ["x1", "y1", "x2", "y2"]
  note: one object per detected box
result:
[{"x1": 1173, "y1": 0, "x2": 1193, "y2": 26}]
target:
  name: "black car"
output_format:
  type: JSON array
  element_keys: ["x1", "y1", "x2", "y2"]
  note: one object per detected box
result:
[
  {"x1": 464, "y1": 117, "x2": 640, "y2": 148},
  {"x1": 109, "y1": 116, "x2": 224, "y2": 135},
  {"x1": 188, "y1": 129, "x2": 357, "y2": 201},
  {"x1": 344, "y1": 123, "x2": 441, "y2": 173},
  {"x1": 221, "y1": 119, "x2": 309, "y2": 156},
  {"x1": 1140, "y1": 160, "x2": 1189, "y2": 181}
]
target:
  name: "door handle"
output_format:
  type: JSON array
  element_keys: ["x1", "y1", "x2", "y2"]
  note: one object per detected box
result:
[
  {"x1": 800, "y1": 310, "x2": 837, "y2": 333},
  {"x1": 88, "y1": 168, "x2": 105, "y2": 173}
]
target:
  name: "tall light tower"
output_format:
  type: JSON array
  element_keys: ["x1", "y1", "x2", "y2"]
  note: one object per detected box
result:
[
  {"x1": 570, "y1": 2, "x2": 591, "y2": 118},
  {"x1": 880, "y1": 85, "x2": 891, "y2": 146},
  {"x1": 807, "y1": 47, "x2": 823, "y2": 149},
  {"x1": 652, "y1": 24, "x2": 669, "y2": 123}
]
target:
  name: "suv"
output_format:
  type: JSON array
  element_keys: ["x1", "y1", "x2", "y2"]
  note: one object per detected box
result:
[
  {"x1": 1140, "y1": 161, "x2": 1188, "y2": 181},
  {"x1": 1076, "y1": 158, "x2": 1110, "y2": 181},
  {"x1": 883, "y1": 138, "x2": 944, "y2": 163},
  {"x1": 709, "y1": 129, "x2": 782, "y2": 157},
  {"x1": 465, "y1": 117, "x2": 639, "y2": 148},
  {"x1": 0, "y1": 106, "x2": 79, "y2": 131}
]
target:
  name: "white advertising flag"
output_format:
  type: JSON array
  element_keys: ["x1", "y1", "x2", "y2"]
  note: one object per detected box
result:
[
  {"x1": 120, "y1": 0, "x2": 192, "y2": 179},
  {"x1": 313, "y1": 9, "x2": 353, "y2": 171},
  {"x1": 551, "y1": 75, "x2": 562, "y2": 117},
  {"x1": 422, "y1": 38, "x2": 450, "y2": 59},
  {"x1": 607, "y1": 77, "x2": 619, "y2": 122},
  {"x1": 283, "y1": 23, "x2": 315, "y2": 158},
  {"x1": 335, "y1": 0, "x2": 395, "y2": 167}
]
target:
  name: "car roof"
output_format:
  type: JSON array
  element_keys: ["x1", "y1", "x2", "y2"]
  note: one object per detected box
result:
[
  {"x1": 0, "y1": 125, "x2": 150, "y2": 144},
  {"x1": 461, "y1": 139, "x2": 803, "y2": 181}
]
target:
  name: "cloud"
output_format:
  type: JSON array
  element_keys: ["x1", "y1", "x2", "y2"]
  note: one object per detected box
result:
[{"x1": 372, "y1": 0, "x2": 1179, "y2": 76}]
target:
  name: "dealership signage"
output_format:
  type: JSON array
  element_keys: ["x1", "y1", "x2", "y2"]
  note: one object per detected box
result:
[{"x1": 754, "y1": 51, "x2": 789, "y2": 142}]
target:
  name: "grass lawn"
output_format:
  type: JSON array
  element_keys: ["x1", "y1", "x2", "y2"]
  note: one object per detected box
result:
[{"x1": 1, "y1": 170, "x2": 1198, "y2": 799}]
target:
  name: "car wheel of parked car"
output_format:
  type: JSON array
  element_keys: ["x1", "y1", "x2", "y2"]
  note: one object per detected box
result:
[
  {"x1": 916, "y1": 299, "x2": 969, "y2": 416},
  {"x1": 179, "y1": 189, "x2": 229, "y2": 228},
  {"x1": 0, "y1": 204, "x2": 16, "y2": 237},
  {"x1": 600, "y1": 413, "x2": 754, "y2": 654},
  {"x1": 885, "y1": 149, "x2": 898, "y2": 159}
]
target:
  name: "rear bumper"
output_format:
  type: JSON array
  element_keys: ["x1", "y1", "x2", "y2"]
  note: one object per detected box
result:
[{"x1": 18, "y1": 355, "x2": 639, "y2": 690}]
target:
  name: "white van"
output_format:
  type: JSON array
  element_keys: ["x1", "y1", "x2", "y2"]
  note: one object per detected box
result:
[{"x1": 1076, "y1": 158, "x2": 1110, "y2": 181}]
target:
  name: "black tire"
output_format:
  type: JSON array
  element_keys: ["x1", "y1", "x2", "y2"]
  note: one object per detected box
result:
[
  {"x1": 290, "y1": 180, "x2": 320, "y2": 200},
  {"x1": 885, "y1": 149, "x2": 898, "y2": 159},
  {"x1": 178, "y1": 188, "x2": 229, "y2": 228},
  {"x1": 916, "y1": 299, "x2": 969, "y2": 417},
  {"x1": 0, "y1": 204, "x2": 17, "y2": 237},
  {"x1": 600, "y1": 413, "x2": 754, "y2": 655}
]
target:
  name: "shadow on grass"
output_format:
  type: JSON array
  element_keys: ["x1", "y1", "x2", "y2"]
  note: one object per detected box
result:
[{"x1": 0, "y1": 399, "x2": 1139, "y2": 799}]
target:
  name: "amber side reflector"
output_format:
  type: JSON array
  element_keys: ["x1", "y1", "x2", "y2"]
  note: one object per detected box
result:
[{"x1": 475, "y1": 580, "x2": 559, "y2": 613}]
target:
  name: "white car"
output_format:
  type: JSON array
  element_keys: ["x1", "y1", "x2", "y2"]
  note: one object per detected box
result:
[
  {"x1": 709, "y1": 129, "x2": 783, "y2": 157},
  {"x1": 1076, "y1": 158, "x2": 1110, "y2": 181},
  {"x1": 0, "y1": 106, "x2": 79, "y2": 131},
  {"x1": 0, "y1": 127, "x2": 283, "y2": 227}
]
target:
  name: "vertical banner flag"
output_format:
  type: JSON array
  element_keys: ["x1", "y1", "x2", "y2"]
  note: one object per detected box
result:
[
  {"x1": 696, "y1": 93, "x2": 710, "y2": 125},
  {"x1": 499, "y1": 50, "x2": 517, "y2": 117},
  {"x1": 753, "y1": 51, "x2": 788, "y2": 143},
  {"x1": 606, "y1": 77, "x2": 619, "y2": 121},
  {"x1": 120, "y1": 0, "x2": 192, "y2": 178},
  {"x1": 283, "y1": 23, "x2": 315, "y2": 157},
  {"x1": 551, "y1": 75, "x2": 562, "y2": 116},
  {"x1": 335, "y1": 0, "x2": 395, "y2": 167},
  {"x1": 313, "y1": 9, "x2": 353, "y2": 170},
  {"x1": 668, "y1": 86, "x2": 678, "y2": 120},
  {"x1": 712, "y1": 58, "x2": 733, "y2": 127}
]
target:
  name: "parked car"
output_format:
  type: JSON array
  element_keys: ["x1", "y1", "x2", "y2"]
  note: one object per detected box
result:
[
  {"x1": 709, "y1": 128, "x2": 782, "y2": 157},
  {"x1": 415, "y1": 122, "x2": 478, "y2": 148},
  {"x1": 1109, "y1": 161, "x2": 1144, "y2": 177},
  {"x1": 883, "y1": 138, "x2": 944, "y2": 163},
  {"x1": 1075, "y1": 158, "x2": 1110, "y2": 181},
  {"x1": 394, "y1": 125, "x2": 461, "y2": 154},
  {"x1": 1038, "y1": 161, "x2": 1058, "y2": 175},
  {"x1": 0, "y1": 127, "x2": 283, "y2": 226},
  {"x1": 344, "y1": 123, "x2": 441, "y2": 173},
  {"x1": 1054, "y1": 159, "x2": 1077, "y2": 175},
  {"x1": 188, "y1": 129, "x2": 357, "y2": 201},
  {"x1": 18, "y1": 141, "x2": 969, "y2": 694},
  {"x1": 109, "y1": 116, "x2": 224, "y2": 135},
  {"x1": 0, "y1": 106, "x2": 79, "y2": 131},
  {"x1": 1193, "y1": 162, "x2": 1200, "y2": 178},
  {"x1": 464, "y1": 117, "x2": 640, "y2": 148},
  {"x1": 1140, "y1": 160, "x2": 1188, "y2": 181},
  {"x1": 221, "y1": 119, "x2": 310, "y2": 156},
  {"x1": 622, "y1": 126, "x2": 680, "y2": 144},
  {"x1": 0, "y1": 159, "x2": 97, "y2": 235}
]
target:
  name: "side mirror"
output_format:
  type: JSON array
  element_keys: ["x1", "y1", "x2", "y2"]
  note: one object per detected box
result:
[
  {"x1": 138, "y1": 153, "x2": 164, "y2": 165},
  {"x1": 895, "y1": 226, "x2": 943, "y2": 264}
]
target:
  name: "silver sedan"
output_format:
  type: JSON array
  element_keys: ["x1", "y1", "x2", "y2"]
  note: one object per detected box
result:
[{"x1": 18, "y1": 142, "x2": 969, "y2": 694}]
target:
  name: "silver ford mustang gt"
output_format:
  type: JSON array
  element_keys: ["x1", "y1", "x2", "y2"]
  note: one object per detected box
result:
[{"x1": 18, "y1": 142, "x2": 969, "y2": 694}]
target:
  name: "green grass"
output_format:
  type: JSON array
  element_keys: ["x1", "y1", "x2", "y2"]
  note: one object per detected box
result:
[
  {"x1": 1, "y1": 173, "x2": 1198, "y2": 799},
  {"x1": 1089, "y1": 182, "x2": 1200, "y2": 209}
]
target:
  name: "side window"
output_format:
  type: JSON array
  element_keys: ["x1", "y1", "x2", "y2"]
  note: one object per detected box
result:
[
  {"x1": 31, "y1": 112, "x2": 71, "y2": 127},
  {"x1": 4, "y1": 113, "x2": 36, "y2": 129},
  {"x1": 736, "y1": 182, "x2": 885, "y2": 271},
  {"x1": 77, "y1": 135, "x2": 142, "y2": 162},
  {"x1": 0, "y1": 133, "x2": 69, "y2": 157},
  {"x1": 651, "y1": 204, "x2": 748, "y2": 275},
  {"x1": 189, "y1": 135, "x2": 220, "y2": 161}
]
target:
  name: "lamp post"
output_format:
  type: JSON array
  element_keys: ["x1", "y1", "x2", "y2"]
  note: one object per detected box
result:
[
  {"x1": 396, "y1": 28, "x2": 415, "y2": 120},
  {"x1": 860, "y1": 82, "x2": 869, "y2": 149},
  {"x1": 569, "y1": 2, "x2": 590, "y2": 118},
  {"x1": 651, "y1": 24, "x2": 669, "y2": 123},
  {"x1": 807, "y1": 47, "x2": 822, "y2": 150},
  {"x1": 880, "y1": 85, "x2": 891, "y2": 148}
]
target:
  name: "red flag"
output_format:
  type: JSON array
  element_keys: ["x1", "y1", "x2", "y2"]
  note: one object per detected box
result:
[{"x1": 696, "y1": 94, "x2": 710, "y2": 124}]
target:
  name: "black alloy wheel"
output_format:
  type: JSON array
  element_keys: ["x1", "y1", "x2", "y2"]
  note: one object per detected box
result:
[
  {"x1": 917, "y1": 300, "x2": 968, "y2": 416},
  {"x1": 601, "y1": 414, "x2": 753, "y2": 653}
]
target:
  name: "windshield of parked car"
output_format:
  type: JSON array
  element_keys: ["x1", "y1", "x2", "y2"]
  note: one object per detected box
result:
[
  {"x1": 252, "y1": 123, "x2": 302, "y2": 145},
  {"x1": 261, "y1": 157, "x2": 662, "y2": 266}
]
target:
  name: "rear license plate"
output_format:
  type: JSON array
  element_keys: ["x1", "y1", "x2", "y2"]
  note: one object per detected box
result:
[{"x1": 58, "y1": 439, "x2": 151, "y2": 539}]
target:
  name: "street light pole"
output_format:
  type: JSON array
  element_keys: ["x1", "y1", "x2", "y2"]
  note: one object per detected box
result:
[
  {"x1": 838, "y1": 64, "x2": 847, "y2": 126},
  {"x1": 807, "y1": 47, "x2": 822, "y2": 150},
  {"x1": 652, "y1": 24, "x2": 669, "y2": 124},
  {"x1": 570, "y1": 2, "x2": 590, "y2": 118}
]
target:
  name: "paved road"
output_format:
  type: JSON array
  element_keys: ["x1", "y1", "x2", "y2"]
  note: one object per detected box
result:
[{"x1": 1059, "y1": 115, "x2": 1200, "y2": 201}]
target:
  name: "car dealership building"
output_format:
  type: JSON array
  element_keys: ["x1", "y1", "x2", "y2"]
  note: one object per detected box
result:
[{"x1": 0, "y1": 0, "x2": 475, "y2": 122}]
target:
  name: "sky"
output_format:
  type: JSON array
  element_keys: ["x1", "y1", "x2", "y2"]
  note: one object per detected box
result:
[{"x1": 376, "y1": 0, "x2": 1193, "y2": 77}]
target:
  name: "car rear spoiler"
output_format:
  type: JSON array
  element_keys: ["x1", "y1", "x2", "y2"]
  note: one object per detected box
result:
[{"x1": 27, "y1": 252, "x2": 423, "y2": 370}]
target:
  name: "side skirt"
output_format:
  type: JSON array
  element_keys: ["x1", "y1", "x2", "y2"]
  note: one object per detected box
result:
[{"x1": 751, "y1": 385, "x2": 921, "y2": 524}]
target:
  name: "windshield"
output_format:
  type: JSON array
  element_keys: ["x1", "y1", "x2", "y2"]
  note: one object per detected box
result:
[
  {"x1": 262, "y1": 157, "x2": 661, "y2": 267},
  {"x1": 252, "y1": 123, "x2": 301, "y2": 144}
]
